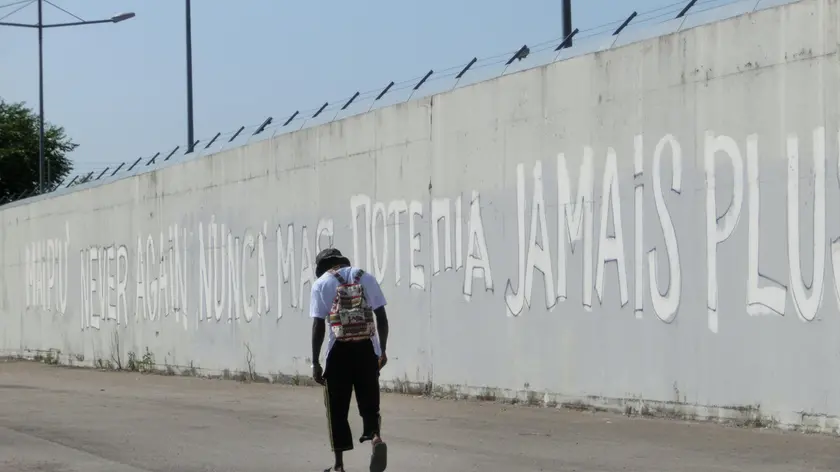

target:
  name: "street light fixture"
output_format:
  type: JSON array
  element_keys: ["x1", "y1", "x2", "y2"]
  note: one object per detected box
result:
[
  {"x1": 111, "y1": 13, "x2": 135, "y2": 23},
  {"x1": 0, "y1": 0, "x2": 135, "y2": 194}
]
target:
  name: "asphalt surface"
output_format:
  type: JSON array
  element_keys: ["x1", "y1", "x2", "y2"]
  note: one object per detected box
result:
[{"x1": 0, "y1": 361, "x2": 836, "y2": 472}]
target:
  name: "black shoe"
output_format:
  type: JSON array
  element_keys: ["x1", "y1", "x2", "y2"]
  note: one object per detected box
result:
[{"x1": 370, "y1": 441, "x2": 387, "y2": 472}]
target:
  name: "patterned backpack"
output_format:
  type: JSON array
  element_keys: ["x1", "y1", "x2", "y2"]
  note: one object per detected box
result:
[{"x1": 328, "y1": 268, "x2": 377, "y2": 342}]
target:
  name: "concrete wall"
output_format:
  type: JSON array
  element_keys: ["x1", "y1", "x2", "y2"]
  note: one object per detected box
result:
[{"x1": 2, "y1": 0, "x2": 839, "y2": 432}]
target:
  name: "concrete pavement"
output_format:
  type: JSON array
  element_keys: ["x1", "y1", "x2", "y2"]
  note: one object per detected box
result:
[{"x1": 0, "y1": 360, "x2": 836, "y2": 472}]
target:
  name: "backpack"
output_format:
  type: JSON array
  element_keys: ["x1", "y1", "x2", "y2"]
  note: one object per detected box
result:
[{"x1": 328, "y1": 268, "x2": 377, "y2": 342}]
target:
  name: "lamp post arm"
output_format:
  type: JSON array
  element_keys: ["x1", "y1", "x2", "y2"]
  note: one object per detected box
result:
[
  {"x1": 0, "y1": 18, "x2": 130, "y2": 28},
  {"x1": 1, "y1": 14, "x2": 135, "y2": 29},
  {"x1": 42, "y1": 19, "x2": 115, "y2": 28},
  {"x1": 0, "y1": 21, "x2": 37, "y2": 27}
]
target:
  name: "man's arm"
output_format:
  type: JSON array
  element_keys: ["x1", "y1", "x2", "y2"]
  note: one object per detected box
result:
[
  {"x1": 309, "y1": 281, "x2": 327, "y2": 367},
  {"x1": 312, "y1": 317, "x2": 326, "y2": 365},
  {"x1": 374, "y1": 306, "x2": 388, "y2": 355},
  {"x1": 361, "y1": 271, "x2": 390, "y2": 359}
]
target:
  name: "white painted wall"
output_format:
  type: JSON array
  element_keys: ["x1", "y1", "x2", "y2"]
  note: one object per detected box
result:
[{"x1": 2, "y1": 0, "x2": 838, "y2": 432}]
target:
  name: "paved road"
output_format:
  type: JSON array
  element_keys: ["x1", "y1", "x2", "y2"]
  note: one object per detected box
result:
[{"x1": 0, "y1": 361, "x2": 836, "y2": 472}]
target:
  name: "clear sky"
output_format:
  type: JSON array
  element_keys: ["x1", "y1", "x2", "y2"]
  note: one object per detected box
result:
[{"x1": 0, "y1": 0, "x2": 721, "y2": 180}]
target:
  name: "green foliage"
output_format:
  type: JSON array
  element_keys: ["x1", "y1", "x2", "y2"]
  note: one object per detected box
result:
[{"x1": 0, "y1": 99, "x2": 77, "y2": 202}]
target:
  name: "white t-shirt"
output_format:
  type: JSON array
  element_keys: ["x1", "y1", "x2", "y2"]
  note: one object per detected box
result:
[{"x1": 309, "y1": 266, "x2": 387, "y2": 367}]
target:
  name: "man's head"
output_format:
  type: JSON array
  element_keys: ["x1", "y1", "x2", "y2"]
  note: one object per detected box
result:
[{"x1": 315, "y1": 248, "x2": 352, "y2": 278}]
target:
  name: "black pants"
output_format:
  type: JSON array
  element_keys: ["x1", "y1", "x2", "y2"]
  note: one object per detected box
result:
[{"x1": 323, "y1": 340, "x2": 381, "y2": 452}]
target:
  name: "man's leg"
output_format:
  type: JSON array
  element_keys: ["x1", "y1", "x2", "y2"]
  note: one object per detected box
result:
[
  {"x1": 323, "y1": 349, "x2": 354, "y2": 469},
  {"x1": 353, "y1": 342, "x2": 387, "y2": 471},
  {"x1": 353, "y1": 343, "x2": 382, "y2": 442}
]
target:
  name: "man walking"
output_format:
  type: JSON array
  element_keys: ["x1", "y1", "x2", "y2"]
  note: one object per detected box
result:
[{"x1": 310, "y1": 248, "x2": 390, "y2": 472}]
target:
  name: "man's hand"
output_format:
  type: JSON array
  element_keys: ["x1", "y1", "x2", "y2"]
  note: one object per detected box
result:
[
  {"x1": 378, "y1": 353, "x2": 388, "y2": 371},
  {"x1": 312, "y1": 362, "x2": 325, "y2": 385}
]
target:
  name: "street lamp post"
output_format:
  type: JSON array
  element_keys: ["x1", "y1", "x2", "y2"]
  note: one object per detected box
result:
[
  {"x1": 37, "y1": 0, "x2": 45, "y2": 193},
  {"x1": 562, "y1": 0, "x2": 573, "y2": 48},
  {"x1": 186, "y1": 0, "x2": 194, "y2": 154},
  {"x1": 0, "y1": 0, "x2": 135, "y2": 194}
]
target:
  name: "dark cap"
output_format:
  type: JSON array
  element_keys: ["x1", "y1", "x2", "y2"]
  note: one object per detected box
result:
[{"x1": 314, "y1": 248, "x2": 351, "y2": 278}]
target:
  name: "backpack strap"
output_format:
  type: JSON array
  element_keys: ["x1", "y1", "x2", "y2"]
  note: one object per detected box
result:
[
  {"x1": 329, "y1": 268, "x2": 347, "y2": 285},
  {"x1": 353, "y1": 269, "x2": 365, "y2": 284}
]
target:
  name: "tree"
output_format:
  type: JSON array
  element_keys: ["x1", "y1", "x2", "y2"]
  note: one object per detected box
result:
[{"x1": 0, "y1": 99, "x2": 77, "y2": 202}]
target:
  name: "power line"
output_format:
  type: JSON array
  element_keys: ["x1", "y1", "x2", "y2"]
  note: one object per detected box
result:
[
  {"x1": 44, "y1": 0, "x2": 83, "y2": 22},
  {"x1": 0, "y1": 0, "x2": 31, "y2": 10},
  {"x1": 0, "y1": 0, "x2": 32, "y2": 21}
]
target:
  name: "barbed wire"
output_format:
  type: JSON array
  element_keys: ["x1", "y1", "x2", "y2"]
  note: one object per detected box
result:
[{"x1": 5, "y1": 0, "x2": 774, "y2": 202}]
